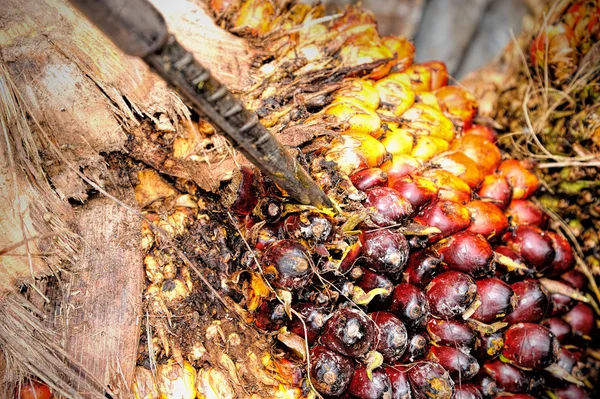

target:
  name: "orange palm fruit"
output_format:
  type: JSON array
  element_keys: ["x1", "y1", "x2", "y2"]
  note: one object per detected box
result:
[
  {"x1": 375, "y1": 73, "x2": 416, "y2": 116},
  {"x1": 505, "y1": 199, "x2": 548, "y2": 228},
  {"x1": 497, "y1": 160, "x2": 540, "y2": 200},
  {"x1": 434, "y1": 86, "x2": 479, "y2": 130},
  {"x1": 380, "y1": 126, "x2": 415, "y2": 155},
  {"x1": 465, "y1": 200, "x2": 509, "y2": 241},
  {"x1": 464, "y1": 125, "x2": 497, "y2": 142},
  {"x1": 234, "y1": 0, "x2": 275, "y2": 36},
  {"x1": 381, "y1": 154, "x2": 423, "y2": 184},
  {"x1": 530, "y1": 23, "x2": 578, "y2": 83},
  {"x1": 335, "y1": 79, "x2": 381, "y2": 110},
  {"x1": 421, "y1": 169, "x2": 472, "y2": 204},
  {"x1": 405, "y1": 61, "x2": 449, "y2": 92},
  {"x1": 431, "y1": 151, "x2": 484, "y2": 189},
  {"x1": 321, "y1": 97, "x2": 382, "y2": 134},
  {"x1": 411, "y1": 136, "x2": 449, "y2": 161},
  {"x1": 401, "y1": 104, "x2": 455, "y2": 142},
  {"x1": 382, "y1": 35, "x2": 415, "y2": 72},
  {"x1": 563, "y1": 1, "x2": 600, "y2": 54},
  {"x1": 414, "y1": 200, "x2": 472, "y2": 243},
  {"x1": 477, "y1": 174, "x2": 512, "y2": 210},
  {"x1": 389, "y1": 175, "x2": 438, "y2": 210},
  {"x1": 17, "y1": 381, "x2": 53, "y2": 399},
  {"x1": 450, "y1": 134, "x2": 501, "y2": 175},
  {"x1": 209, "y1": 0, "x2": 235, "y2": 14}
]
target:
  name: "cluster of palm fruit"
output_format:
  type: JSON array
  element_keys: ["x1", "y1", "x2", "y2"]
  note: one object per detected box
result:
[{"x1": 205, "y1": 1, "x2": 600, "y2": 398}]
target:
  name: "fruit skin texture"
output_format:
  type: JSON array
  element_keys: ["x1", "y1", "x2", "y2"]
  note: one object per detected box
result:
[
  {"x1": 17, "y1": 381, "x2": 53, "y2": 399},
  {"x1": 262, "y1": 240, "x2": 313, "y2": 289},
  {"x1": 322, "y1": 306, "x2": 375, "y2": 358},
  {"x1": 288, "y1": 303, "x2": 326, "y2": 344},
  {"x1": 426, "y1": 345, "x2": 480, "y2": 380},
  {"x1": 384, "y1": 365, "x2": 411, "y2": 399},
  {"x1": 309, "y1": 345, "x2": 354, "y2": 396},
  {"x1": 502, "y1": 226, "x2": 555, "y2": 271},
  {"x1": 450, "y1": 134, "x2": 501, "y2": 175},
  {"x1": 471, "y1": 277, "x2": 514, "y2": 324},
  {"x1": 389, "y1": 175, "x2": 438, "y2": 210},
  {"x1": 545, "y1": 232, "x2": 575, "y2": 277},
  {"x1": 402, "y1": 249, "x2": 441, "y2": 288},
  {"x1": 359, "y1": 229, "x2": 410, "y2": 279},
  {"x1": 370, "y1": 311, "x2": 408, "y2": 363},
  {"x1": 388, "y1": 283, "x2": 429, "y2": 329},
  {"x1": 406, "y1": 361, "x2": 454, "y2": 399},
  {"x1": 563, "y1": 302, "x2": 596, "y2": 340},
  {"x1": 347, "y1": 366, "x2": 393, "y2": 399},
  {"x1": 365, "y1": 186, "x2": 413, "y2": 226},
  {"x1": 498, "y1": 160, "x2": 539, "y2": 200},
  {"x1": 351, "y1": 167, "x2": 387, "y2": 191},
  {"x1": 477, "y1": 174, "x2": 512, "y2": 210},
  {"x1": 433, "y1": 231, "x2": 494, "y2": 278},
  {"x1": 400, "y1": 331, "x2": 430, "y2": 363},
  {"x1": 504, "y1": 279, "x2": 549, "y2": 324},
  {"x1": 454, "y1": 383, "x2": 483, "y2": 399},
  {"x1": 505, "y1": 200, "x2": 547, "y2": 228},
  {"x1": 502, "y1": 323, "x2": 560, "y2": 369},
  {"x1": 483, "y1": 358, "x2": 529, "y2": 393},
  {"x1": 541, "y1": 317, "x2": 572, "y2": 344},
  {"x1": 465, "y1": 200, "x2": 509, "y2": 241},
  {"x1": 426, "y1": 318, "x2": 476, "y2": 348},
  {"x1": 426, "y1": 271, "x2": 477, "y2": 319},
  {"x1": 414, "y1": 200, "x2": 472, "y2": 243}
]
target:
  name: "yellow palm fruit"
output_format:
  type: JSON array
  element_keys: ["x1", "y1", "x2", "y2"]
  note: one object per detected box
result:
[
  {"x1": 382, "y1": 35, "x2": 415, "y2": 72},
  {"x1": 411, "y1": 136, "x2": 449, "y2": 161},
  {"x1": 157, "y1": 360, "x2": 197, "y2": 399},
  {"x1": 271, "y1": 3, "x2": 312, "y2": 30},
  {"x1": 416, "y1": 92, "x2": 441, "y2": 110},
  {"x1": 321, "y1": 97, "x2": 381, "y2": 134},
  {"x1": 342, "y1": 131, "x2": 388, "y2": 168},
  {"x1": 339, "y1": 36, "x2": 395, "y2": 80},
  {"x1": 380, "y1": 126, "x2": 415, "y2": 155},
  {"x1": 196, "y1": 368, "x2": 235, "y2": 399},
  {"x1": 401, "y1": 103, "x2": 455, "y2": 142},
  {"x1": 234, "y1": 0, "x2": 275, "y2": 36},
  {"x1": 374, "y1": 73, "x2": 415, "y2": 116},
  {"x1": 133, "y1": 366, "x2": 159, "y2": 399},
  {"x1": 334, "y1": 79, "x2": 380, "y2": 110}
]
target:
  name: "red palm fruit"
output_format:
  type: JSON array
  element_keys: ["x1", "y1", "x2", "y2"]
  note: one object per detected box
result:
[
  {"x1": 339, "y1": 239, "x2": 362, "y2": 274},
  {"x1": 561, "y1": 270, "x2": 587, "y2": 290},
  {"x1": 231, "y1": 166, "x2": 259, "y2": 215},
  {"x1": 426, "y1": 271, "x2": 478, "y2": 319},
  {"x1": 426, "y1": 318, "x2": 476, "y2": 347},
  {"x1": 288, "y1": 303, "x2": 326, "y2": 344},
  {"x1": 502, "y1": 323, "x2": 560, "y2": 369},
  {"x1": 471, "y1": 277, "x2": 514, "y2": 323},
  {"x1": 255, "y1": 299, "x2": 287, "y2": 331},
  {"x1": 309, "y1": 345, "x2": 354, "y2": 396},
  {"x1": 549, "y1": 292, "x2": 575, "y2": 316},
  {"x1": 262, "y1": 240, "x2": 313, "y2": 289},
  {"x1": 254, "y1": 223, "x2": 282, "y2": 251},
  {"x1": 493, "y1": 245, "x2": 532, "y2": 282},
  {"x1": 505, "y1": 279, "x2": 550, "y2": 324},
  {"x1": 400, "y1": 330, "x2": 430, "y2": 362},
  {"x1": 541, "y1": 317, "x2": 572, "y2": 344},
  {"x1": 348, "y1": 366, "x2": 393, "y2": 399},
  {"x1": 505, "y1": 200, "x2": 548, "y2": 228},
  {"x1": 550, "y1": 384, "x2": 591, "y2": 399},
  {"x1": 478, "y1": 174, "x2": 512, "y2": 210},
  {"x1": 381, "y1": 155, "x2": 422, "y2": 183},
  {"x1": 502, "y1": 226, "x2": 555, "y2": 271},
  {"x1": 382, "y1": 35, "x2": 415, "y2": 73},
  {"x1": 433, "y1": 231, "x2": 495, "y2": 278},
  {"x1": 17, "y1": 381, "x2": 53, "y2": 399},
  {"x1": 434, "y1": 151, "x2": 484, "y2": 189},
  {"x1": 364, "y1": 186, "x2": 414, "y2": 226},
  {"x1": 472, "y1": 373, "x2": 498, "y2": 399},
  {"x1": 454, "y1": 384, "x2": 483, "y2": 399},
  {"x1": 498, "y1": 160, "x2": 540, "y2": 200},
  {"x1": 322, "y1": 306, "x2": 375, "y2": 358},
  {"x1": 421, "y1": 169, "x2": 472, "y2": 204},
  {"x1": 466, "y1": 200, "x2": 509, "y2": 241},
  {"x1": 450, "y1": 134, "x2": 501, "y2": 175},
  {"x1": 283, "y1": 212, "x2": 333, "y2": 243},
  {"x1": 405, "y1": 61, "x2": 449, "y2": 92},
  {"x1": 426, "y1": 345, "x2": 480, "y2": 380},
  {"x1": 563, "y1": 302, "x2": 596, "y2": 341},
  {"x1": 403, "y1": 249, "x2": 442, "y2": 288},
  {"x1": 388, "y1": 283, "x2": 429, "y2": 329},
  {"x1": 359, "y1": 229, "x2": 409, "y2": 279},
  {"x1": 351, "y1": 167, "x2": 388, "y2": 191},
  {"x1": 465, "y1": 125, "x2": 497, "y2": 142},
  {"x1": 389, "y1": 175, "x2": 438, "y2": 210},
  {"x1": 414, "y1": 200, "x2": 472, "y2": 243},
  {"x1": 370, "y1": 312, "x2": 408, "y2": 363},
  {"x1": 555, "y1": 347, "x2": 583, "y2": 376},
  {"x1": 384, "y1": 365, "x2": 411, "y2": 399},
  {"x1": 434, "y1": 86, "x2": 478, "y2": 129},
  {"x1": 406, "y1": 361, "x2": 454, "y2": 399},
  {"x1": 477, "y1": 331, "x2": 504, "y2": 359},
  {"x1": 356, "y1": 269, "x2": 394, "y2": 305},
  {"x1": 544, "y1": 232, "x2": 575, "y2": 277},
  {"x1": 483, "y1": 359, "x2": 529, "y2": 393},
  {"x1": 530, "y1": 23, "x2": 578, "y2": 83}
]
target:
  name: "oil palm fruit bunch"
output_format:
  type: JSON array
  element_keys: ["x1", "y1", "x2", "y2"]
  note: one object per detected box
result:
[
  {"x1": 131, "y1": 1, "x2": 599, "y2": 398},
  {"x1": 495, "y1": 0, "x2": 600, "y2": 276}
]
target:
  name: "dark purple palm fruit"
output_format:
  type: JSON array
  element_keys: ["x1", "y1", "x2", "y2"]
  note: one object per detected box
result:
[
  {"x1": 359, "y1": 229, "x2": 410, "y2": 280},
  {"x1": 426, "y1": 318, "x2": 477, "y2": 348},
  {"x1": 477, "y1": 331, "x2": 504, "y2": 360},
  {"x1": 388, "y1": 283, "x2": 429, "y2": 329},
  {"x1": 414, "y1": 200, "x2": 472, "y2": 243},
  {"x1": 472, "y1": 372, "x2": 498, "y2": 399},
  {"x1": 493, "y1": 245, "x2": 533, "y2": 282},
  {"x1": 555, "y1": 347, "x2": 585, "y2": 379},
  {"x1": 454, "y1": 384, "x2": 483, "y2": 399},
  {"x1": 256, "y1": 197, "x2": 284, "y2": 223},
  {"x1": 283, "y1": 212, "x2": 333, "y2": 243},
  {"x1": 491, "y1": 395, "x2": 535, "y2": 399},
  {"x1": 231, "y1": 166, "x2": 259, "y2": 215},
  {"x1": 322, "y1": 306, "x2": 375, "y2": 358},
  {"x1": 351, "y1": 168, "x2": 388, "y2": 191},
  {"x1": 399, "y1": 330, "x2": 430, "y2": 362},
  {"x1": 254, "y1": 300, "x2": 287, "y2": 331},
  {"x1": 502, "y1": 226, "x2": 555, "y2": 272},
  {"x1": 502, "y1": 323, "x2": 560, "y2": 369},
  {"x1": 483, "y1": 359, "x2": 529, "y2": 393},
  {"x1": 288, "y1": 302, "x2": 327, "y2": 344},
  {"x1": 563, "y1": 302, "x2": 596, "y2": 342},
  {"x1": 550, "y1": 384, "x2": 591, "y2": 399},
  {"x1": 504, "y1": 279, "x2": 550, "y2": 324},
  {"x1": 402, "y1": 249, "x2": 442, "y2": 288},
  {"x1": 471, "y1": 277, "x2": 514, "y2": 323},
  {"x1": 384, "y1": 365, "x2": 411, "y2": 399},
  {"x1": 356, "y1": 269, "x2": 394, "y2": 307},
  {"x1": 425, "y1": 271, "x2": 478, "y2": 319},
  {"x1": 561, "y1": 270, "x2": 587, "y2": 290},
  {"x1": 426, "y1": 345, "x2": 480, "y2": 380},
  {"x1": 406, "y1": 361, "x2": 454, "y2": 399},
  {"x1": 541, "y1": 317, "x2": 572, "y2": 344},
  {"x1": 309, "y1": 345, "x2": 354, "y2": 396},
  {"x1": 370, "y1": 312, "x2": 408, "y2": 363},
  {"x1": 543, "y1": 232, "x2": 575, "y2": 277},
  {"x1": 262, "y1": 240, "x2": 313, "y2": 290},
  {"x1": 505, "y1": 199, "x2": 548, "y2": 228},
  {"x1": 433, "y1": 231, "x2": 495, "y2": 278},
  {"x1": 364, "y1": 186, "x2": 414, "y2": 227},
  {"x1": 549, "y1": 292, "x2": 576, "y2": 316},
  {"x1": 347, "y1": 366, "x2": 393, "y2": 399}
]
